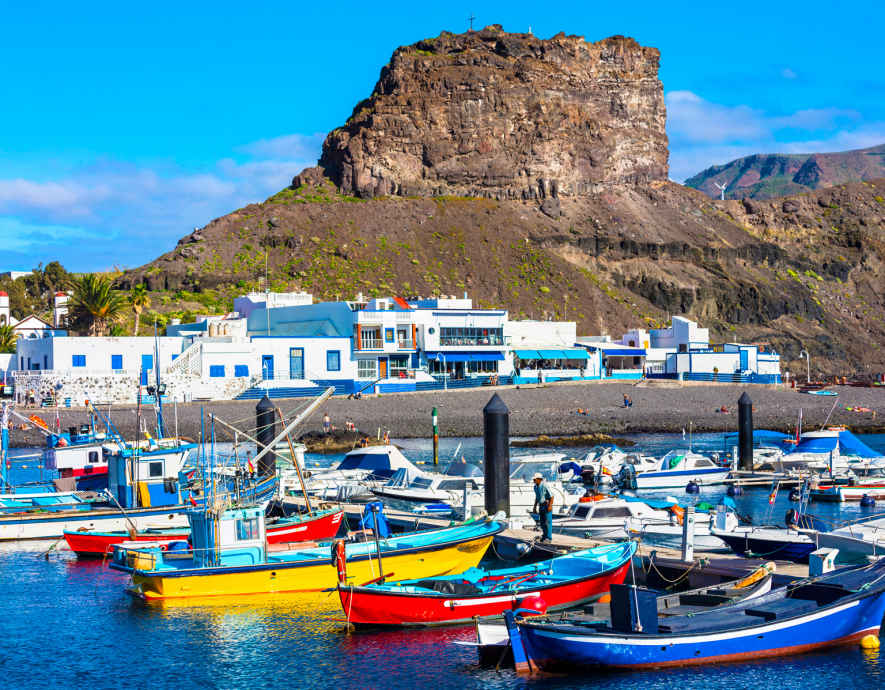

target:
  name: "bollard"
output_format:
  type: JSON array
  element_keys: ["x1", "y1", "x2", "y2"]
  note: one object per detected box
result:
[
  {"x1": 681, "y1": 505, "x2": 695, "y2": 562},
  {"x1": 483, "y1": 393, "x2": 510, "y2": 517},
  {"x1": 432, "y1": 407, "x2": 439, "y2": 466},
  {"x1": 738, "y1": 392, "x2": 753, "y2": 471},
  {"x1": 255, "y1": 394, "x2": 277, "y2": 477},
  {"x1": 462, "y1": 483, "x2": 471, "y2": 521}
]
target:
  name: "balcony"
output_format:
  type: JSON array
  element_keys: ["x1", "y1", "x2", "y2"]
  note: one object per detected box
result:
[
  {"x1": 438, "y1": 335, "x2": 508, "y2": 347},
  {"x1": 359, "y1": 338, "x2": 383, "y2": 350},
  {"x1": 397, "y1": 339, "x2": 414, "y2": 350}
]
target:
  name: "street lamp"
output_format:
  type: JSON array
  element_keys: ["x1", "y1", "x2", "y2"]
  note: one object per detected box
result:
[{"x1": 799, "y1": 350, "x2": 810, "y2": 384}]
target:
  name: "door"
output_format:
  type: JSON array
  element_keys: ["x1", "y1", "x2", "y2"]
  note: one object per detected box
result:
[
  {"x1": 261, "y1": 355, "x2": 274, "y2": 381},
  {"x1": 739, "y1": 349, "x2": 749, "y2": 372},
  {"x1": 140, "y1": 354, "x2": 153, "y2": 385},
  {"x1": 289, "y1": 348, "x2": 304, "y2": 380},
  {"x1": 378, "y1": 358, "x2": 387, "y2": 379}
]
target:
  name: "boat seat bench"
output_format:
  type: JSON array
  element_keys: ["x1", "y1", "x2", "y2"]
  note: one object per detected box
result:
[{"x1": 743, "y1": 599, "x2": 818, "y2": 622}]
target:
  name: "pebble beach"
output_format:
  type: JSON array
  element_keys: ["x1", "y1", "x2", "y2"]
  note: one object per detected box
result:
[{"x1": 9, "y1": 380, "x2": 884, "y2": 447}]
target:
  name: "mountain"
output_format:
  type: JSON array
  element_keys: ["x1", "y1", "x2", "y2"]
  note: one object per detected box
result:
[
  {"x1": 685, "y1": 144, "x2": 885, "y2": 200},
  {"x1": 121, "y1": 27, "x2": 885, "y2": 376}
]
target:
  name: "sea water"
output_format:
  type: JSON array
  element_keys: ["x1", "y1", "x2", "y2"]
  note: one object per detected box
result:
[{"x1": 1, "y1": 434, "x2": 884, "y2": 689}]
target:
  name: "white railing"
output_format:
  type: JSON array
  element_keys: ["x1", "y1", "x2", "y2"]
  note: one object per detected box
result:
[
  {"x1": 166, "y1": 341, "x2": 202, "y2": 377},
  {"x1": 359, "y1": 338, "x2": 383, "y2": 349}
]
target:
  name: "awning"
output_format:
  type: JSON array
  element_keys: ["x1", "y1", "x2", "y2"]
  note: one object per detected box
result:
[
  {"x1": 538, "y1": 349, "x2": 566, "y2": 359},
  {"x1": 426, "y1": 352, "x2": 506, "y2": 362},
  {"x1": 601, "y1": 348, "x2": 646, "y2": 356},
  {"x1": 515, "y1": 350, "x2": 541, "y2": 359},
  {"x1": 561, "y1": 348, "x2": 590, "y2": 360}
]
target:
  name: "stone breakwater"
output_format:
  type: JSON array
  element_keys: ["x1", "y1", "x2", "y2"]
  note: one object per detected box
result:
[{"x1": 8, "y1": 382, "x2": 884, "y2": 447}]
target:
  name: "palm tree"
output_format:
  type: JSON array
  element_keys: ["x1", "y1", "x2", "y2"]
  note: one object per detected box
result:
[
  {"x1": 0, "y1": 324, "x2": 16, "y2": 354},
  {"x1": 69, "y1": 274, "x2": 126, "y2": 336},
  {"x1": 129, "y1": 284, "x2": 151, "y2": 336}
]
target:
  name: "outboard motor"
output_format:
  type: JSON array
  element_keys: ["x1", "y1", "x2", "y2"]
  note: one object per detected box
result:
[
  {"x1": 581, "y1": 466, "x2": 596, "y2": 486},
  {"x1": 618, "y1": 464, "x2": 637, "y2": 490}
]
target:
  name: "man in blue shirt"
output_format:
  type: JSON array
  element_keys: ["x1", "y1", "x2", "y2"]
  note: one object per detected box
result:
[{"x1": 532, "y1": 472, "x2": 554, "y2": 542}]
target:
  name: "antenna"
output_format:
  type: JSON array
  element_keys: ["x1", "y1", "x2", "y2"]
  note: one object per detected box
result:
[
  {"x1": 468, "y1": 13, "x2": 476, "y2": 31},
  {"x1": 713, "y1": 182, "x2": 727, "y2": 201}
]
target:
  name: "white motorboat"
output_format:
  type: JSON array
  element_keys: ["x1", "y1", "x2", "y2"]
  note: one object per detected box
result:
[
  {"x1": 807, "y1": 514, "x2": 885, "y2": 560},
  {"x1": 619, "y1": 450, "x2": 730, "y2": 490},
  {"x1": 550, "y1": 496, "x2": 730, "y2": 551}
]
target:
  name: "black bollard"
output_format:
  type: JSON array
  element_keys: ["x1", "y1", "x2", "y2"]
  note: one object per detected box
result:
[
  {"x1": 483, "y1": 393, "x2": 510, "y2": 516},
  {"x1": 738, "y1": 391, "x2": 753, "y2": 471},
  {"x1": 256, "y1": 394, "x2": 278, "y2": 477}
]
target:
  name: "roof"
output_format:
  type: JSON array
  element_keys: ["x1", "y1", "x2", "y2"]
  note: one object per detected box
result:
[
  {"x1": 0, "y1": 291, "x2": 7, "y2": 297},
  {"x1": 13, "y1": 314, "x2": 53, "y2": 330},
  {"x1": 581, "y1": 342, "x2": 646, "y2": 356}
]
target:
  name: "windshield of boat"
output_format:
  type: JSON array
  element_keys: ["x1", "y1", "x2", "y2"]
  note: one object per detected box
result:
[
  {"x1": 510, "y1": 462, "x2": 556, "y2": 481},
  {"x1": 338, "y1": 452, "x2": 392, "y2": 471},
  {"x1": 409, "y1": 477, "x2": 434, "y2": 490}
]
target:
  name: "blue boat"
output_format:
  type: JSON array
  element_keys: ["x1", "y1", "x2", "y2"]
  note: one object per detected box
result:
[
  {"x1": 710, "y1": 525, "x2": 817, "y2": 563},
  {"x1": 508, "y1": 559, "x2": 885, "y2": 671}
]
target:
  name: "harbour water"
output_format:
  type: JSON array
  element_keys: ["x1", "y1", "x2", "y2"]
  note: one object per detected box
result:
[{"x1": 2, "y1": 434, "x2": 884, "y2": 689}]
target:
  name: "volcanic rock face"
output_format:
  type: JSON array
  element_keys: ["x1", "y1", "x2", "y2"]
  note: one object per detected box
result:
[{"x1": 294, "y1": 26, "x2": 668, "y2": 199}]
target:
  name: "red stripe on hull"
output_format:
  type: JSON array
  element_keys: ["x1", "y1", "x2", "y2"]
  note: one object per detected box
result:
[
  {"x1": 59, "y1": 466, "x2": 109, "y2": 478},
  {"x1": 266, "y1": 510, "x2": 344, "y2": 544},
  {"x1": 339, "y1": 560, "x2": 631, "y2": 626}
]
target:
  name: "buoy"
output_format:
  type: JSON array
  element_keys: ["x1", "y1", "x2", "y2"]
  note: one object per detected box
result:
[
  {"x1": 597, "y1": 593, "x2": 611, "y2": 604},
  {"x1": 686, "y1": 481, "x2": 700, "y2": 494},
  {"x1": 788, "y1": 489, "x2": 801, "y2": 502},
  {"x1": 860, "y1": 634, "x2": 880, "y2": 649},
  {"x1": 727, "y1": 485, "x2": 743, "y2": 497},
  {"x1": 861, "y1": 495, "x2": 876, "y2": 508},
  {"x1": 518, "y1": 594, "x2": 548, "y2": 616}
]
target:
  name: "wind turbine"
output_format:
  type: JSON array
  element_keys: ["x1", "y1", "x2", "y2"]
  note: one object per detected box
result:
[{"x1": 713, "y1": 182, "x2": 727, "y2": 201}]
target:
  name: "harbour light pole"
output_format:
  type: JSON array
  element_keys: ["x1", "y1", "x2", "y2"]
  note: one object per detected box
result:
[{"x1": 799, "y1": 350, "x2": 810, "y2": 384}]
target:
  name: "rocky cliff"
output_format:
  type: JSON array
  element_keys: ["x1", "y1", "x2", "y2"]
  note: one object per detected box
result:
[
  {"x1": 120, "y1": 28, "x2": 885, "y2": 377},
  {"x1": 686, "y1": 144, "x2": 885, "y2": 200},
  {"x1": 295, "y1": 26, "x2": 668, "y2": 200}
]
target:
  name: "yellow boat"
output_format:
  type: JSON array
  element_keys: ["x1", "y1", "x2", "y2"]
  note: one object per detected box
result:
[{"x1": 110, "y1": 505, "x2": 504, "y2": 600}]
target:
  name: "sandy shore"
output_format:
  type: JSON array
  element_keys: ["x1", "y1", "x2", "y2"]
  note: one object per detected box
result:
[{"x1": 8, "y1": 380, "x2": 884, "y2": 448}]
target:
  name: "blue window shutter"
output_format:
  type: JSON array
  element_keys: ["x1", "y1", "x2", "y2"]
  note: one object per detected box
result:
[
  {"x1": 326, "y1": 350, "x2": 341, "y2": 372},
  {"x1": 209, "y1": 365, "x2": 225, "y2": 378},
  {"x1": 234, "y1": 364, "x2": 249, "y2": 377},
  {"x1": 72, "y1": 354, "x2": 86, "y2": 367},
  {"x1": 111, "y1": 354, "x2": 123, "y2": 370}
]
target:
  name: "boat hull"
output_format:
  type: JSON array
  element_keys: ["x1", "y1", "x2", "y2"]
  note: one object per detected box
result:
[
  {"x1": 520, "y1": 592, "x2": 885, "y2": 669},
  {"x1": 338, "y1": 556, "x2": 632, "y2": 627},
  {"x1": 633, "y1": 467, "x2": 730, "y2": 490},
  {"x1": 715, "y1": 532, "x2": 816, "y2": 563},
  {"x1": 64, "y1": 508, "x2": 344, "y2": 556},
  {"x1": 127, "y1": 530, "x2": 497, "y2": 599}
]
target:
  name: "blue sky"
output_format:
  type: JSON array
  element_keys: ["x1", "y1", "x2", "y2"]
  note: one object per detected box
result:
[{"x1": 1, "y1": 1, "x2": 883, "y2": 272}]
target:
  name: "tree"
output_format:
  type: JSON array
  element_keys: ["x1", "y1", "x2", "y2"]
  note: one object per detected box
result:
[
  {"x1": 128, "y1": 284, "x2": 151, "y2": 336},
  {"x1": 0, "y1": 324, "x2": 16, "y2": 354},
  {"x1": 68, "y1": 273, "x2": 126, "y2": 336}
]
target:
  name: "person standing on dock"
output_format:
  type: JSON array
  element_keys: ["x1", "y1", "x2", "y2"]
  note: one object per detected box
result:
[
  {"x1": 322, "y1": 413, "x2": 331, "y2": 435},
  {"x1": 533, "y1": 472, "x2": 554, "y2": 542}
]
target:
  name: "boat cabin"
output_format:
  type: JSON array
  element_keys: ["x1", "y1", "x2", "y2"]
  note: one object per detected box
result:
[
  {"x1": 190, "y1": 506, "x2": 267, "y2": 567},
  {"x1": 106, "y1": 444, "x2": 193, "y2": 509}
]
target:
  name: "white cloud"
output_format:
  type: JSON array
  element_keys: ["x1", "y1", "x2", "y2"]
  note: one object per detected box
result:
[
  {"x1": 0, "y1": 132, "x2": 325, "y2": 270},
  {"x1": 666, "y1": 90, "x2": 885, "y2": 181}
]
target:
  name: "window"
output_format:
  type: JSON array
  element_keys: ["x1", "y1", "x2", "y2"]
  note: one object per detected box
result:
[
  {"x1": 384, "y1": 328, "x2": 395, "y2": 343},
  {"x1": 389, "y1": 355, "x2": 408, "y2": 377},
  {"x1": 209, "y1": 365, "x2": 225, "y2": 378},
  {"x1": 289, "y1": 347, "x2": 304, "y2": 379},
  {"x1": 234, "y1": 364, "x2": 249, "y2": 377},
  {"x1": 593, "y1": 507, "x2": 632, "y2": 518},
  {"x1": 88, "y1": 451, "x2": 99, "y2": 464},
  {"x1": 439, "y1": 326, "x2": 503, "y2": 346},
  {"x1": 236, "y1": 517, "x2": 260, "y2": 541},
  {"x1": 574, "y1": 505, "x2": 591, "y2": 519},
  {"x1": 357, "y1": 359, "x2": 377, "y2": 379},
  {"x1": 111, "y1": 354, "x2": 123, "y2": 370},
  {"x1": 148, "y1": 461, "x2": 164, "y2": 478},
  {"x1": 326, "y1": 350, "x2": 341, "y2": 372},
  {"x1": 43, "y1": 355, "x2": 48, "y2": 369},
  {"x1": 72, "y1": 354, "x2": 86, "y2": 367}
]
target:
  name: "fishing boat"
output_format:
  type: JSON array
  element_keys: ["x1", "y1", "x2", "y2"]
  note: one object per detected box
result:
[
  {"x1": 336, "y1": 541, "x2": 636, "y2": 627},
  {"x1": 462, "y1": 563, "x2": 775, "y2": 655},
  {"x1": 506, "y1": 559, "x2": 885, "y2": 671},
  {"x1": 811, "y1": 481, "x2": 885, "y2": 502},
  {"x1": 710, "y1": 522, "x2": 817, "y2": 563},
  {"x1": 63, "y1": 507, "x2": 345, "y2": 557},
  {"x1": 617, "y1": 450, "x2": 729, "y2": 490},
  {"x1": 110, "y1": 506, "x2": 505, "y2": 599}
]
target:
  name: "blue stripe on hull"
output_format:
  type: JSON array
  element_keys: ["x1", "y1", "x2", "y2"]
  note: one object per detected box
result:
[
  {"x1": 522, "y1": 592, "x2": 885, "y2": 669},
  {"x1": 717, "y1": 534, "x2": 816, "y2": 563}
]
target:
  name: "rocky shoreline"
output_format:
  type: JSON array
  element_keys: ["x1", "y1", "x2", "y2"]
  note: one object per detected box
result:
[{"x1": 7, "y1": 381, "x2": 884, "y2": 449}]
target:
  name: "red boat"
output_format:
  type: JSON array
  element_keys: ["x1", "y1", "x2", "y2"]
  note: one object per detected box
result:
[
  {"x1": 337, "y1": 541, "x2": 637, "y2": 627},
  {"x1": 63, "y1": 508, "x2": 345, "y2": 557}
]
